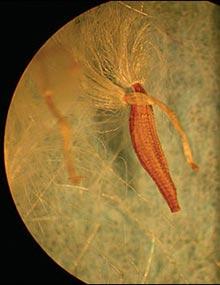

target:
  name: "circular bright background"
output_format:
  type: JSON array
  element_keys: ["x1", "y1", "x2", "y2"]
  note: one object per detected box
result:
[{"x1": 4, "y1": 1, "x2": 220, "y2": 283}]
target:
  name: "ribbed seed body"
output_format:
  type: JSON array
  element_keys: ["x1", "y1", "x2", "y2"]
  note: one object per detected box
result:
[{"x1": 129, "y1": 83, "x2": 180, "y2": 212}]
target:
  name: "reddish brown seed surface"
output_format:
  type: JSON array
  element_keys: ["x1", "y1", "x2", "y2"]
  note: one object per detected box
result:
[{"x1": 129, "y1": 83, "x2": 180, "y2": 212}]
